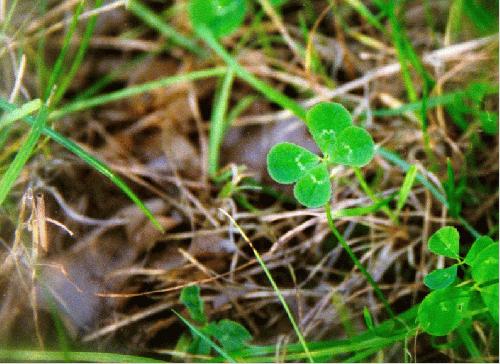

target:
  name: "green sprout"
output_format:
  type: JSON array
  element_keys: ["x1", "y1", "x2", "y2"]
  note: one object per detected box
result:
[
  {"x1": 417, "y1": 227, "x2": 499, "y2": 336},
  {"x1": 267, "y1": 102, "x2": 375, "y2": 208}
]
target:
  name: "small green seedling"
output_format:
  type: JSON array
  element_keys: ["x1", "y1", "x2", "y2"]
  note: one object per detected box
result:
[
  {"x1": 267, "y1": 102, "x2": 375, "y2": 208},
  {"x1": 176, "y1": 285, "x2": 252, "y2": 357},
  {"x1": 418, "y1": 227, "x2": 499, "y2": 336}
]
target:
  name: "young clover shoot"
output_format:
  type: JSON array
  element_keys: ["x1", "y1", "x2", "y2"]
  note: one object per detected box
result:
[
  {"x1": 417, "y1": 226, "x2": 499, "y2": 336},
  {"x1": 267, "y1": 102, "x2": 375, "y2": 208}
]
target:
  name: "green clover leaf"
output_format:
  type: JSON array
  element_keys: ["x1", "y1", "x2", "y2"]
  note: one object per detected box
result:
[
  {"x1": 294, "y1": 163, "x2": 331, "y2": 208},
  {"x1": 427, "y1": 226, "x2": 460, "y2": 259},
  {"x1": 267, "y1": 142, "x2": 320, "y2": 184},
  {"x1": 306, "y1": 102, "x2": 352, "y2": 156},
  {"x1": 417, "y1": 286, "x2": 471, "y2": 336},
  {"x1": 423, "y1": 265, "x2": 457, "y2": 290},
  {"x1": 189, "y1": 0, "x2": 247, "y2": 38},
  {"x1": 329, "y1": 126, "x2": 375, "y2": 167},
  {"x1": 464, "y1": 235, "x2": 496, "y2": 266}
]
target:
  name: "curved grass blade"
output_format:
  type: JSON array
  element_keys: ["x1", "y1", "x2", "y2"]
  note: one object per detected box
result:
[
  {"x1": 219, "y1": 209, "x2": 314, "y2": 363},
  {"x1": 52, "y1": 0, "x2": 104, "y2": 105},
  {"x1": 0, "y1": 105, "x2": 48, "y2": 205},
  {"x1": 0, "y1": 99, "x2": 42, "y2": 130},
  {"x1": 50, "y1": 67, "x2": 226, "y2": 120},
  {"x1": 0, "y1": 350, "x2": 163, "y2": 363},
  {"x1": 0, "y1": 97, "x2": 164, "y2": 232}
]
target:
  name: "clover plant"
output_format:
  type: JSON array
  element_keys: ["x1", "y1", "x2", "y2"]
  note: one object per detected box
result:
[
  {"x1": 267, "y1": 102, "x2": 375, "y2": 208},
  {"x1": 417, "y1": 227, "x2": 499, "y2": 336},
  {"x1": 176, "y1": 285, "x2": 253, "y2": 356}
]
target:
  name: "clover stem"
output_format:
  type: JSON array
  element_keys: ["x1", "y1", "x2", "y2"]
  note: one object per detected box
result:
[
  {"x1": 353, "y1": 167, "x2": 399, "y2": 224},
  {"x1": 324, "y1": 202, "x2": 396, "y2": 320}
]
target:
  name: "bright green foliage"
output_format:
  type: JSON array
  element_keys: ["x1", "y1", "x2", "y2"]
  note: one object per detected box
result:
[
  {"x1": 180, "y1": 286, "x2": 206, "y2": 324},
  {"x1": 419, "y1": 227, "x2": 499, "y2": 336},
  {"x1": 189, "y1": 0, "x2": 247, "y2": 38},
  {"x1": 177, "y1": 285, "x2": 253, "y2": 357},
  {"x1": 417, "y1": 286, "x2": 470, "y2": 336},
  {"x1": 464, "y1": 236, "x2": 495, "y2": 265},
  {"x1": 330, "y1": 126, "x2": 375, "y2": 167},
  {"x1": 306, "y1": 102, "x2": 352, "y2": 155},
  {"x1": 293, "y1": 163, "x2": 331, "y2": 208},
  {"x1": 423, "y1": 265, "x2": 457, "y2": 290},
  {"x1": 427, "y1": 226, "x2": 460, "y2": 259},
  {"x1": 266, "y1": 102, "x2": 375, "y2": 208},
  {"x1": 205, "y1": 320, "x2": 252, "y2": 352},
  {"x1": 267, "y1": 143, "x2": 320, "y2": 184}
]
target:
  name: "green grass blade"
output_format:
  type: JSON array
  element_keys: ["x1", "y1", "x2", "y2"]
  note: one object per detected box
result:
[
  {"x1": 377, "y1": 147, "x2": 481, "y2": 239},
  {"x1": 172, "y1": 310, "x2": 236, "y2": 363},
  {"x1": 44, "y1": 0, "x2": 85, "y2": 102},
  {"x1": 209, "y1": 70, "x2": 234, "y2": 177},
  {"x1": 50, "y1": 67, "x2": 227, "y2": 120},
  {"x1": 127, "y1": 0, "x2": 206, "y2": 57},
  {"x1": 0, "y1": 97, "x2": 164, "y2": 232},
  {"x1": 197, "y1": 26, "x2": 307, "y2": 120},
  {"x1": 0, "y1": 99, "x2": 42, "y2": 129},
  {"x1": 396, "y1": 164, "x2": 418, "y2": 214},
  {"x1": 0, "y1": 350, "x2": 163, "y2": 363},
  {"x1": 325, "y1": 202, "x2": 396, "y2": 320},
  {"x1": 220, "y1": 209, "x2": 314, "y2": 363},
  {"x1": 333, "y1": 194, "x2": 396, "y2": 218},
  {"x1": 343, "y1": 0, "x2": 385, "y2": 33},
  {"x1": 52, "y1": 0, "x2": 103, "y2": 105},
  {"x1": 0, "y1": 105, "x2": 48, "y2": 205}
]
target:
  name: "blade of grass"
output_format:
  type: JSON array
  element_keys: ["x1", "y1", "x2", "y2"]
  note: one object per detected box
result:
[
  {"x1": 377, "y1": 147, "x2": 481, "y2": 239},
  {"x1": 0, "y1": 99, "x2": 42, "y2": 129},
  {"x1": 0, "y1": 97, "x2": 164, "y2": 232},
  {"x1": 50, "y1": 67, "x2": 227, "y2": 120},
  {"x1": 0, "y1": 350, "x2": 163, "y2": 363},
  {"x1": 0, "y1": 105, "x2": 48, "y2": 205},
  {"x1": 172, "y1": 310, "x2": 236, "y2": 363},
  {"x1": 342, "y1": 0, "x2": 385, "y2": 33},
  {"x1": 209, "y1": 70, "x2": 234, "y2": 177},
  {"x1": 396, "y1": 164, "x2": 418, "y2": 215},
  {"x1": 52, "y1": 0, "x2": 104, "y2": 105},
  {"x1": 197, "y1": 25, "x2": 307, "y2": 120},
  {"x1": 127, "y1": 0, "x2": 206, "y2": 57},
  {"x1": 325, "y1": 201, "x2": 396, "y2": 320},
  {"x1": 333, "y1": 193, "x2": 396, "y2": 218},
  {"x1": 219, "y1": 209, "x2": 314, "y2": 363},
  {"x1": 44, "y1": 0, "x2": 84, "y2": 102}
]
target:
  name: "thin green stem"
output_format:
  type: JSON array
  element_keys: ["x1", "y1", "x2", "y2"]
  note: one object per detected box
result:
[
  {"x1": 50, "y1": 67, "x2": 227, "y2": 120},
  {"x1": 197, "y1": 26, "x2": 307, "y2": 120},
  {"x1": 353, "y1": 167, "x2": 398, "y2": 223},
  {"x1": 209, "y1": 70, "x2": 234, "y2": 177},
  {"x1": 325, "y1": 202, "x2": 396, "y2": 320}
]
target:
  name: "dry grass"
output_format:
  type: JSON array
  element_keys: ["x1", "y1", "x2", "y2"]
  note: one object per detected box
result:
[{"x1": 0, "y1": 0, "x2": 497, "y2": 361}]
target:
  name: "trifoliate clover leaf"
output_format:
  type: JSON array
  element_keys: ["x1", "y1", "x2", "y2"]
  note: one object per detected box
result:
[
  {"x1": 267, "y1": 142, "x2": 320, "y2": 184},
  {"x1": 189, "y1": 0, "x2": 247, "y2": 38},
  {"x1": 293, "y1": 163, "x2": 331, "y2": 208},
  {"x1": 464, "y1": 236, "x2": 496, "y2": 266},
  {"x1": 330, "y1": 126, "x2": 375, "y2": 167},
  {"x1": 306, "y1": 102, "x2": 352, "y2": 156},
  {"x1": 417, "y1": 286, "x2": 471, "y2": 336},
  {"x1": 423, "y1": 265, "x2": 457, "y2": 290},
  {"x1": 427, "y1": 226, "x2": 460, "y2": 259}
]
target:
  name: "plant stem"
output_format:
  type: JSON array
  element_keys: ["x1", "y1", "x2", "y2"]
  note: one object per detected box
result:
[
  {"x1": 353, "y1": 167, "x2": 398, "y2": 223},
  {"x1": 324, "y1": 202, "x2": 396, "y2": 320}
]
